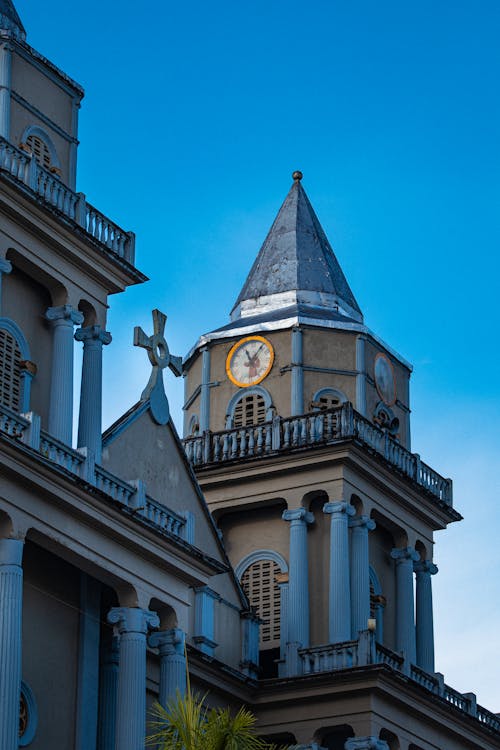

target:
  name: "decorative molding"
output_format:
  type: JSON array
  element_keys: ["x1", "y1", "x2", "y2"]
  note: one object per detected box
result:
[
  {"x1": 0, "y1": 316, "x2": 30, "y2": 359},
  {"x1": 20, "y1": 124, "x2": 61, "y2": 168},
  {"x1": 235, "y1": 549, "x2": 289, "y2": 580}
]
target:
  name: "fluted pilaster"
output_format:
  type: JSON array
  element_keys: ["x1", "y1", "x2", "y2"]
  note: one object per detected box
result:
[
  {"x1": 75, "y1": 325, "x2": 111, "y2": 463},
  {"x1": 149, "y1": 628, "x2": 186, "y2": 707},
  {"x1": 323, "y1": 501, "x2": 355, "y2": 643},
  {"x1": 350, "y1": 515, "x2": 376, "y2": 638},
  {"x1": 391, "y1": 546, "x2": 419, "y2": 666},
  {"x1": 414, "y1": 559, "x2": 438, "y2": 673},
  {"x1": 46, "y1": 305, "x2": 83, "y2": 444},
  {"x1": 199, "y1": 347, "x2": 211, "y2": 432},
  {"x1": 283, "y1": 508, "x2": 313, "y2": 652},
  {"x1": 97, "y1": 636, "x2": 119, "y2": 750},
  {"x1": 0, "y1": 538, "x2": 24, "y2": 750},
  {"x1": 107, "y1": 607, "x2": 159, "y2": 750},
  {"x1": 291, "y1": 326, "x2": 304, "y2": 415},
  {"x1": 0, "y1": 42, "x2": 12, "y2": 139}
]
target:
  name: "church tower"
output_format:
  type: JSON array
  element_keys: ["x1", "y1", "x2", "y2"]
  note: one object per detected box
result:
[{"x1": 183, "y1": 173, "x2": 467, "y2": 746}]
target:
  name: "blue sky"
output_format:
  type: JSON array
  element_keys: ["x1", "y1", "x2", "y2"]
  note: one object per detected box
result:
[{"x1": 17, "y1": 0, "x2": 500, "y2": 709}]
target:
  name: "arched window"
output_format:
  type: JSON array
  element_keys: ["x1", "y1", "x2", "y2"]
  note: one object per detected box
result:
[
  {"x1": 233, "y1": 393, "x2": 266, "y2": 427},
  {"x1": 226, "y1": 386, "x2": 273, "y2": 428},
  {"x1": 236, "y1": 549, "x2": 288, "y2": 678},
  {"x1": 20, "y1": 126, "x2": 60, "y2": 173},
  {"x1": 25, "y1": 134, "x2": 51, "y2": 169},
  {"x1": 0, "y1": 318, "x2": 33, "y2": 413},
  {"x1": 0, "y1": 327, "x2": 22, "y2": 410},
  {"x1": 311, "y1": 387, "x2": 347, "y2": 411},
  {"x1": 241, "y1": 558, "x2": 281, "y2": 648},
  {"x1": 187, "y1": 414, "x2": 200, "y2": 436}
]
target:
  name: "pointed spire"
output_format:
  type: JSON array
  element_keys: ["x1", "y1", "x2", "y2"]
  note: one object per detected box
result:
[
  {"x1": 0, "y1": 0, "x2": 26, "y2": 41},
  {"x1": 231, "y1": 172, "x2": 363, "y2": 324}
]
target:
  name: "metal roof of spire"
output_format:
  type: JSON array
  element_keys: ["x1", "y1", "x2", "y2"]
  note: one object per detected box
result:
[
  {"x1": 230, "y1": 171, "x2": 363, "y2": 324},
  {"x1": 0, "y1": 0, "x2": 26, "y2": 40}
]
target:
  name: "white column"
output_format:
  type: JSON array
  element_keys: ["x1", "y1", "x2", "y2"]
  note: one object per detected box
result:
[
  {"x1": 107, "y1": 607, "x2": 159, "y2": 750},
  {"x1": 97, "y1": 636, "x2": 119, "y2": 750},
  {"x1": 349, "y1": 515, "x2": 376, "y2": 638},
  {"x1": 391, "y1": 547, "x2": 419, "y2": 666},
  {"x1": 282, "y1": 508, "x2": 313, "y2": 650},
  {"x1": 0, "y1": 538, "x2": 24, "y2": 750},
  {"x1": 415, "y1": 559, "x2": 438, "y2": 673},
  {"x1": 75, "y1": 325, "x2": 111, "y2": 463},
  {"x1": 323, "y1": 501, "x2": 355, "y2": 643},
  {"x1": 148, "y1": 628, "x2": 187, "y2": 707},
  {"x1": 46, "y1": 305, "x2": 83, "y2": 444}
]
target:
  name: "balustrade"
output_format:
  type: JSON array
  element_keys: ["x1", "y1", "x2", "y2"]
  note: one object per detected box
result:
[
  {"x1": 0, "y1": 405, "x2": 185, "y2": 543},
  {"x1": 183, "y1": 403, "x2": 453, "y2": 505},
  {"x1": 0, "y1": 136, "x2": 134, "y2": 265}
]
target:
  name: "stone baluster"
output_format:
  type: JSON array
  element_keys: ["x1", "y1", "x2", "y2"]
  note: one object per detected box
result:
[
  {"x1": 0, "y1": 257, "x2": 12, "y2": 313},
  {"x1": 391, "y1": 547, "x2": 419, "y2": 666},
  {"x1": 97, "y1": 636, "x2": 119, "y2": 750},
  {"x1": 107, "y1": 607, "x2": 159, "y2": 750},
  {"x1": 282, "y1": 508, "x2": 314, "y2": 671},
  {"x1": 349, "y1": 515, "x2": 376, "y2": 638},
  {"x1": 345, "y1": 738, "x2": 389, "y2": 750},
  {"x1": 0, "y1": 538, "x2": 24, "y2": 750},
  {"x1": 323, "y1": 501, "x2": 355, "y2": 643},
  {"x1": 148, "y1": 628, "x2": 187, "y2": 707},
  {"x1": 75, "y1": 325, "x2": 112, "y2": 463},
  {"x1": 414, "y1": 559, "x2": 438, "y2": 673},
  {"x1": 45, "y1": 305, "x2": 84, "y2": 444},
  {"x1": 291, "y1": 326, "x2": 304, "y2": 416}
]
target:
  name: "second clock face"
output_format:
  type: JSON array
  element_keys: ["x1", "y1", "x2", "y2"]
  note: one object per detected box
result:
[{"x1": 226, "y1": 336, "x2": 274, "y2": 388}]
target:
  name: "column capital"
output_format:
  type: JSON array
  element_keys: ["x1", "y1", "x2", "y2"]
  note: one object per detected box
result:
[
  {"x1": 349, "y1": 515, "x2": 376, "y2": 531},
  {"x1": 391, "y1": 546, "x2": 420, "y2": 564},
  {"x1": 107, "y1": 607, "x2": 159, "y2": 635},
  {"x1": 0, "y1": 258, "x2": 12, "y2": 275},
  {"x1": 345, "y1": 738, "x2": 389, "y2": 750},
  {"x1": 75, "y1": 324, "x2": 112, "y2": 347},
  {"x1": 283, "y1": 507, "x2": 314, "y2": 524},
  {"x1": 149, "y1": 627, "x2": 185, "y2": 656},
  {"x1": 414, "y1": 559, "x2": 438, "y2": 575},
  {"x1": 0, "y1": 538, "x2": 23, "y2": 566},
  {"x1": 45, "y1": 304, "x2": 84, "y2": 326},
  {"x1": 323, "y1": 501, "x2": 355, "y2": 517}
]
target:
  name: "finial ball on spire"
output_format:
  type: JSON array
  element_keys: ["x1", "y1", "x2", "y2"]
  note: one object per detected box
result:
[{"x1": 292, "y1": 170, "x2": 303, "y2": 182}]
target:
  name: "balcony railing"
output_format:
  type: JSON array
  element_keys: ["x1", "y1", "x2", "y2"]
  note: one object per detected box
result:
[
  {"x1": 183, "y1": 402, "x2": 453, "y2": 506},
  {"x1": 298, "y1": 634, "x2": 500, "y2": 733},
  {"x1": 0, "y1": 137, "x2": 135, "y2": 265},
  {"x1": 0, "y1": 406, "x2": 186, "y2": 542}
]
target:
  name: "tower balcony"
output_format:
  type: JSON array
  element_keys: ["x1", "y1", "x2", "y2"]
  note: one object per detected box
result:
[
  {"x1": 183, "y1": 402, "x2": 453, "y2": 508},
  {"x1": 0, "y1": 136, "x2": 136, "y2": 267}
]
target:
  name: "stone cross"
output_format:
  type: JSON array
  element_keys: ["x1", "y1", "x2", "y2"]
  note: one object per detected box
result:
[{"x1": 133, "y1": 309, "x2": 182, "y2": 425}]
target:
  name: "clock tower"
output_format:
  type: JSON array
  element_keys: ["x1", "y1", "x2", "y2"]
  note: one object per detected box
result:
[{"x1": 183, "y1": 171, "x2": 411, "y2": 445}]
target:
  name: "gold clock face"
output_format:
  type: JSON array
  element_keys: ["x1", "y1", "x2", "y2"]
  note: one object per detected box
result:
[{"x1": 226, "y1": 335, "x2": 274, "y2": 388}]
